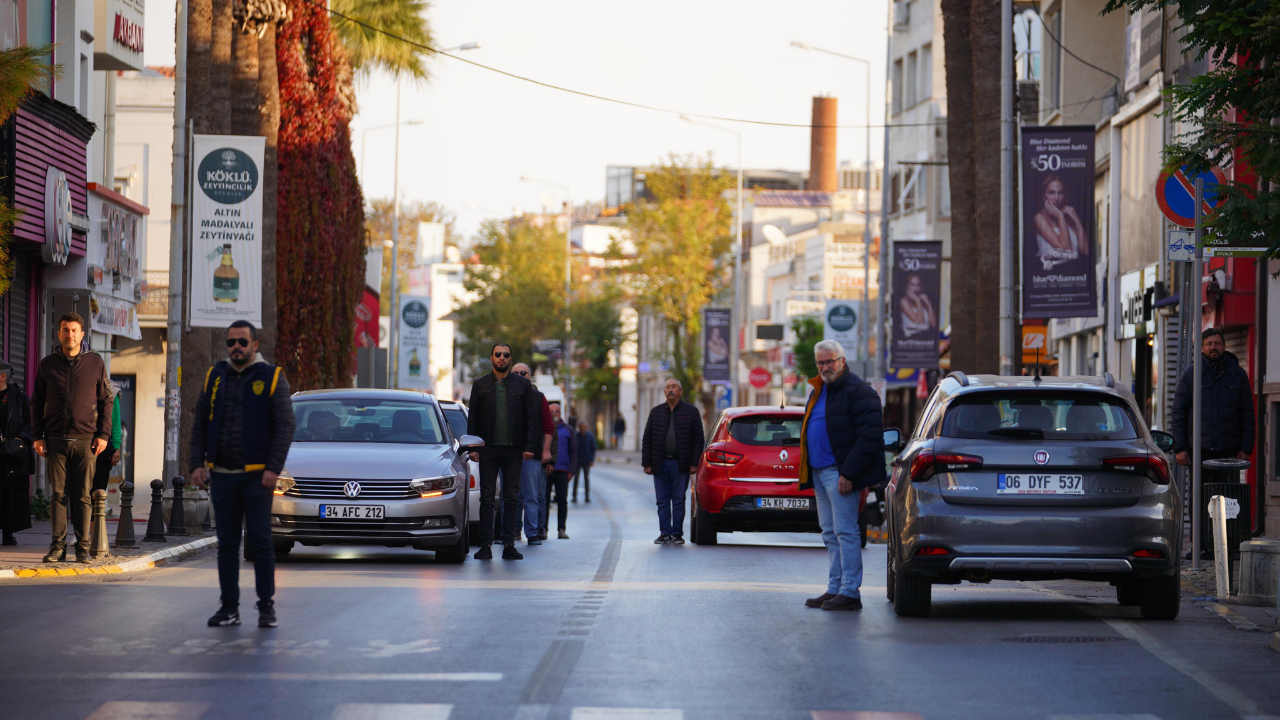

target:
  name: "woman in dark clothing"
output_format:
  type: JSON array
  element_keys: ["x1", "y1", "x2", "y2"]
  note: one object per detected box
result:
[{"x1": 0, "y1": 362, "x2": 34, "y2": 545}]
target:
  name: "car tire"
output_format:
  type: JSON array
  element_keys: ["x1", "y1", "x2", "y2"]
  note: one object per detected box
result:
[
  {"x1": 691, "y1": 508, "x2": 718, "y2": 546},
  {"x1": 885, "y1": 546, "x2": 897, "y2": 602},
  {"x1": 1138, "y1": 569, "x2": 1180, "y2": 620},
  {"x1": 436, "y1": 525, "x2": 468, "y2": 565},
  {"x1": 1115, "y1": 580, "x2": 1141, "y2": 606},
  {"x1": 893, "y1": 570, "x2": 932, "y2": 617}
]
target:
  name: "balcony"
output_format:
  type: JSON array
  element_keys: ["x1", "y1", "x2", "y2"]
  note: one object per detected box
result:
[{"x1": 137, "y1": 270, "x2": 168, "y2": 326}]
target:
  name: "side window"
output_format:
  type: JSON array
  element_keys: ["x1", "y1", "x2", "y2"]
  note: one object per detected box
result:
[{"x1": 913, "y1": 388, "x2": 947, "y2": 439}]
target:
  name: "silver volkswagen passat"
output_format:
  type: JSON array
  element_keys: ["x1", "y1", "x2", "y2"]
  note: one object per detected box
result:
[
  {"x1": 884, "y1": 373, "x2": 1180, "y2": 619},
  {"x1": 270, "y1": 389, "x2": 483, "y2": 563}
]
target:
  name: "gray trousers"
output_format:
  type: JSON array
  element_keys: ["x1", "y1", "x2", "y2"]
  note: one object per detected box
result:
[{"x1": 47, "y1": 438, "x2": 95, "y2": 552}]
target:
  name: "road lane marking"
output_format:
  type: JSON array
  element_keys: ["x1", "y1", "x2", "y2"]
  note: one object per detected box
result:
[
  {"x1": 1048, "y1": 715, "x2": 1162, "y2": 720},
  {"x1": 23, "y1": 672, "x2": 501, "y2": 682},
  {"x1": 330, "y1": 704, "x2": 452, "y2": 720},
  {"x1": 811, "y1": 713, "x2": 925, "y2": 720},
  {"x1": 85, "y1": 702, "x2": 211, "y2": 720},
  {"x1": 592, "y1": 495, "x2": 621, "y2": 583},
  {"x1": 571, "y1": 710, "x2": 682, "y2": 720},
  {"x1": 521, "y1": 639, "x2": 584, "y2": 704},
  {"x1": 511, "y1": 705, "x2": 550, "y2": 720}
]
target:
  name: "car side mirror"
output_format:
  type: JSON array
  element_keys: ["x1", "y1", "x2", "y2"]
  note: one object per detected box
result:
[
  {"x1": 1150, "y1": 430, "x2": 1176, "y2": 453},
  {"x1": 883, "y1": 427, "x2": 905, "y2": 454},
  {"x1": 458, "y1": 434, "x2": 485, "y2": 452}
]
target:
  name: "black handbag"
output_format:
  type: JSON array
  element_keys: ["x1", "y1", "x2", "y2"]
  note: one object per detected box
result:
[{"x1": 0, "y1": 394, "x2": 26, "y2": 471}]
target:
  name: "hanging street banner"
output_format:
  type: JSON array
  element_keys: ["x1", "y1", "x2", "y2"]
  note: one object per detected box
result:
[
  {"x1": 1021, "y1": 126, "x2": 1099, "y2": 318},
  {"x1": 397, "y1": 295, "x2": 431, "y2": 390},
  {"x1": 189, "y1": 135, "x2": 265, "y2": 328},
  {"x1": 823, "y1": 299, "x2": 858, "y2": 352},
  {"x1": 890, "y1": 241, "x2": 942, "y2": 368},
  {"x1": 703, "y1": 308, "x2": 731, "y2": 382}
]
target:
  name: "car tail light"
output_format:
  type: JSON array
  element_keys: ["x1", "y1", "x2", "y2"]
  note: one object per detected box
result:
[
  {"x1": 915, "y1": 546, "x2": 951, "y2": 556},
  {"x1": 1103, "y1": 454, "x2": 1169, "y2": 484},
  {"x1": 908, "y1": 450, "x2": 984, "y2": 482},
  {"x1": 470, "y1": 474, "x2": 476, "y2": 489},
  {"x1": 706, "y1": 449, "x2": 743, "y2": 466},
  {"x1": 1133, "y1": 548, "x2": 1165, "y2": 559}
]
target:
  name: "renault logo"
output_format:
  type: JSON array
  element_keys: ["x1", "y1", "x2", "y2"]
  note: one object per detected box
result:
[
  {"x1": 343, "y1": 481, "x2": 362, "y2": 498},
  {"x1": 779, "y1": 449, "x2": 789, "y2": 462}
]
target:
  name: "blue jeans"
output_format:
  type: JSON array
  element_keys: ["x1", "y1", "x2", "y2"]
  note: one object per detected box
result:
[
  {"x1": 811, "y1": 465, "x2": 863, "y2": 598},
  {"x1": 653, "y1": 459, "x2": 690, "y2": 537},
  {"x1": 519, "y1": 459, "x2": 545, "y2": 539},
  {"x1": 211, "y1": 471, "x2": 275, "y2": 607}
]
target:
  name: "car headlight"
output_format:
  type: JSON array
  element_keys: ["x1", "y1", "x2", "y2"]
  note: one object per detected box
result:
[
  {"x1": 274, "y1": 470, "x2": 295, "y2": 496},
  {"x1": 410, "y1": 475, "x2": 456, "y2": 497}
]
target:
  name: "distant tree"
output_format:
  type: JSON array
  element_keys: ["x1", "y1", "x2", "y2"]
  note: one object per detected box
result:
[
  {"x1": 330, "y1": 0, "x2": 434, "y2": 81},
  {"x1": 365, "y1": 199, "x2": 457, "y2": 313},
  {"x1": 0, "y1": 46, "x2": 56, "y2": 296},
  {"x1": 790, "y1": 315, "x2": 822, "y2": 381},
  {"x1": 572, "y1": 282, "x2": 627, "y2": 402}
]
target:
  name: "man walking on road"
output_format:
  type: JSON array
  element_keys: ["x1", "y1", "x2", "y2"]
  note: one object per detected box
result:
[
  {"x1": 546, "y1": 403, "x2": 577, "y2": 539},
  {"x1": 574, "y1": 421, "x2": 596, "y2": 502},
  {"x1": 31, "y1": 313, "x2": 111, "y2": 564},
  {"x1": 190, "y1": 321, "x2": 294, "y2": 628},
  {"x1": 642, "y1": 378, "x2": 703, "y2": 544},
  {"x1": 510, "y1": 363, "x2": 554, "y2": 546},
  {"x1": 799, "y1": 340, "x2": 885, "y2": 611},
  {"x1": 613, "y1": 415, "x2": 626, "y2": 449},
  {"x1": 467, "y1": 344, "x2": 540, "y2": 560},
  {"x1": 1171, "y1": 327, "x2": 1255, "y2": 468}
]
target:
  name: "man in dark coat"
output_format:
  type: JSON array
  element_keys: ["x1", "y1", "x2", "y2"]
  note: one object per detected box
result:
[
  {"x1": 798, "y1": 339, "x2": 885, "y2": 611},
  {"x1": 0, "y1": 361, "x2": 33, "y2": 545},
  {"x1": 467, "y1": 344, "x2": 541, "y2": 560},
  {"x1": 641, "y1": 378, "x2": 704, "y2": 544},
  {"x1": 574, "y1": 421, "x2": 596, "y2": 502},
  {"x1": 1171, "y1": 327, "x2": 1255, "y2": 467}
]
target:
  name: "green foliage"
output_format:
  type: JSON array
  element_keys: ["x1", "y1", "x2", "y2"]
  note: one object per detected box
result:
[
  {"x1": 572, "y1": 284, "x2": 626, "y2": 368},
  {"x1": 577, "y1": 366, "x2": 619, "y2": 403},
  {"x1": 365, "y1": 198, "x2": 456, "y2": 313},
  {"x1": 625, "y1": 154, "x2": 735, "y2": 403},
  {"x1": 0, "y1": 45, "x2": 58, "y2": 299},
  {"x1": 30, "y1": 488, "x2": 50, "y2": 521},
  {"x1": 456, "y1": 219, "x2": 566, "y2": 370},
  {"x1": 790, "y1": 315, "x2": 822, "y2": 380},
  {"x1": 331, "y1": 0, "x2": 434, "y2": 81},
  {"x1": 1103, "y1": 0, "x2": 1280, "y2": 258}
]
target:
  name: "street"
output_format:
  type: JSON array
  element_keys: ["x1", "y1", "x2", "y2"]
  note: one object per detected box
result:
[{"x1": 1, "y1": 461, "x2": 1279, "y2": 720}]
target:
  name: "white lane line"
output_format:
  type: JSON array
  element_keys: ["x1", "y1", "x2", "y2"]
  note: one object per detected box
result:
[
  {"x1": 512, "y1": 705, "x2": 550, "y2": 720},
  {"x1": 85, "y1": 702, "x2": 211, "y2": 720},
  {"x1": 330, "y1": 704, "x2": 452, "y2": 720},
  {"x1": 1049, "y1": 715, "x2": 1162, "y2": 720},
  {"x1": 571, "y1": 710, "x2": 682, "y2": 720},
  {"x1": 29, "y1": 672, "x2": 500, "y2": 682},
  {"x1": 811, "y1": 713, "x2": 925, "y2": 720},
  {"x1": 1104, "y1": 619, "x2": 1264, "y2": 718}
]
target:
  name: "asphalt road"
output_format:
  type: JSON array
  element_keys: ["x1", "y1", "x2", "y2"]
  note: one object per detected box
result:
[{"x1": 1, "y1": 462, "x2": 1278, "y2": 720}]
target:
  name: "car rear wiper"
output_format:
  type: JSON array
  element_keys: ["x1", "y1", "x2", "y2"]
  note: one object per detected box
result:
[
  {"x1": 780, "y1": 438, "x2": 801, "y2": 445},
  {"x1": 988, "y1": 427, "x2": 1045, "y2": 439}
]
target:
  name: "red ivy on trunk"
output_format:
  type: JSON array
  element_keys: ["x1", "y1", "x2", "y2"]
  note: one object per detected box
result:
[{"x1": 275, "y1": 0, "x2": 366, "y2": 389}]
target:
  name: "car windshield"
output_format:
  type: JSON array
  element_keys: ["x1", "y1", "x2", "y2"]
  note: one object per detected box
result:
[
  {"x1": 293, "y1": 398, "x2": 446, "y2": 444},
  {"x1": 729, "y1": 415, "x2": 803, "y2": 446},
  {"x1": 441, "y1": 407, "x2": 467, "y2": 441},
  {"x1": 940, "y1": 392, "x2": 1140, "y2": 441}
]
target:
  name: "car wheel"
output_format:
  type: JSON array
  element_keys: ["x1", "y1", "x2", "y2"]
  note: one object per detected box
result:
[
  {"x1": 893, "y1": 570, "x2": 932, "y2": 617},
  {"x1": 885, "y1": 545, "x2": 897, "y2": 602},
  {"x1": 1138, "y1": 568, "x2": 1180, "y2": 620},
  {"x1": 692, "y1": 508, "x2": 718, "y2": 546},
  {"x1": 1115, "y1": 580, "x2": 1141, "y2": 606},
  {"x1": 436, "y1": 525, "x2": 468, "y2": 565},
  {"x1": 273, "y1": 540, "x2": 294, "y2": 556}
]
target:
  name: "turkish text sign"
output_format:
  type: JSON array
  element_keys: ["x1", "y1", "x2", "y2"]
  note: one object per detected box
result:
[{"x1": 190, "y1": 135, "x2": 264, "y2": 328}]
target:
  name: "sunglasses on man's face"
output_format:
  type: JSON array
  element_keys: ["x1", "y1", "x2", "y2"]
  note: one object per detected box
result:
[
  {"x1": 513, "y1": 370, "x2": 530, "y2": 376},
  {"x1": 226, "y1": 338, "x2": 251, "y2": 348},
  {"x1": 493, "y1": 352, "x2": 511, "y2": 359}
]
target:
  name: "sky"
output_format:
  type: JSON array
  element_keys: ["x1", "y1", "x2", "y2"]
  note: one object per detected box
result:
[{"x1": 145, "y1": 0, "x2": 891, "y2": 241}]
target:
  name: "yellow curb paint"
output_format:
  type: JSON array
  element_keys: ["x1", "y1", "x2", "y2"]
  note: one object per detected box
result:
[
  {"x1": 16, "y1": 569, "x2": 36, "y2": 577},
  {"x1": 35, "y1": 568, "x2": 59, "y2": 577},
  {"x1": 88, "y1": 567, "x2": 107, "y2": 574},
  {"x1": 56, "y1": 568, "x2": 78, "y2": 576},
  {"x1": 103, "y1": 566, "x2": 123, "y2": 574}
]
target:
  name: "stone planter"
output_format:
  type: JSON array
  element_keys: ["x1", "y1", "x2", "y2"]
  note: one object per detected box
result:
[{"x1": 161, "y1": 489, "x2": 211, "y2": 534}]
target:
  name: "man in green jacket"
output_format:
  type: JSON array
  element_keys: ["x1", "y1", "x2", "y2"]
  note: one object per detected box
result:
[{"x1": 91, "y1": 382, "x2": 123, "y2": 493}]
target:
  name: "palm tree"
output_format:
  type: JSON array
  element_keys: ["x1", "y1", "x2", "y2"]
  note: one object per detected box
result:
[
  {"x1": 0, "y1": 45, "x2": 57, "y2": 296},
  {"x1": 330, "y1": 0, "x2": 435, "y2": 80}
]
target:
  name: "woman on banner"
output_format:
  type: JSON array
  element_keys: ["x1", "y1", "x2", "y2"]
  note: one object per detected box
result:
[
  {"x1": 1033, "y1": 175, "x2": 1088, "y2": 271},
  {"x1": 898, "y1": 273, "x2": 936, "y2": 338}
]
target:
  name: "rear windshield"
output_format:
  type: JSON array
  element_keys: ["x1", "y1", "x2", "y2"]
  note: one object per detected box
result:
[
  {"x1": 729, "y1": 416, "x2": 803, "y2": 446},
  {"x1": 441, "y1": 407, "x2": 467, "y2": 441},
  {"x1": 293, "y1": 398, "x2": 446, "y2": 444},
  {"x1": 940, "y1": 392, "x2": 1139, "y2": 441}
]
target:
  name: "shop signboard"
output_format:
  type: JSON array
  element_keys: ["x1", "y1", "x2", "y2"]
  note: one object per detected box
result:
[
  {"x1": 703, "y1": 308, "x2": 731, "y2": 382},
  {"x1": 1115, "y1": 264, "x2": 1159, "y2": 340},
  {"x1": 890, "y1": 241, "x2": 942, "y2": 368},
  {"x1": 190, "y1": 135, "x2": 265, "y2": 328},
  {"x1": 397, "y1": 295, "x2": 430, "y2": 390},
  {"x1": 94, "y1": 0, "x2": 145, "y2": 71},
  {"x1": 1021, "y1": 126, "x2": 1099, "y2": 318},
  {"x1": 90, "y1": 292, "x2": 140, "y2": 340},
  {"x1": 823, "y1": 299, "x2": 858, "y2": 351},
  {"x1": 43, "y1": 167, "x2": 72, "y2": 265},
  {"x1": 532, "y1": 338, "x2": 563, "y2": 362}
]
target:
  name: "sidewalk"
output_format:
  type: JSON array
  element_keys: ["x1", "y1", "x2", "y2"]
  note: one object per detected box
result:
[
  {"x1": 0, "y1": 519, "x2": 217, "y2": 578},
  {"x1": 596, "y1": 448, "x2": 640, "y2": 465}
]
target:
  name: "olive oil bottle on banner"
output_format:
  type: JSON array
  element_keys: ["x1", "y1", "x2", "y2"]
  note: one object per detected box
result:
[
  {"x1": 408, "y1": 348, "x2": 422, "y2": 377},
  {"x1": 213, "y1": 243, "x2": 240, "y2": 302}
]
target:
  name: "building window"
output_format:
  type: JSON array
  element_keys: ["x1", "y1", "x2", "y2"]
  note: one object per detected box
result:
[
  {"x1": 920, "y1": 44, "x2": 932, "y2": 100},
  {"x1": 1043, "y1": 9, "x2": 1062, "y2": 112},
  {"x1": 937, "y1": 165, "x2": 951, "y2": 217},
  {"x1": 889, "y1": 170, "x2": 902, "y2": 214},
  {"x1": 79, "y1": 54, "x2": 88, "y2": 114},
  {"x1": 906, "y1": 51, "x2": 918, "y2": 107},
  {"x1": 892, "y1": 58, "x2": 904, "y2": 114}
]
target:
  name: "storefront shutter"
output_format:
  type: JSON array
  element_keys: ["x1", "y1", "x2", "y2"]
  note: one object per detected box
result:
[{"x1": 6, "y1": 251, "x2": 28, "y2": 390}]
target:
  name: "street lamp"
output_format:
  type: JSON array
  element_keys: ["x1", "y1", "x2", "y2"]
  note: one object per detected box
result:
[
  {"x1": 791, "y1": 41, "x2": 876, "y2": 371},
  {"x1": 357, "y1": 119, "x2": 423, "y2": 182},
  {"x1": 520, "y1": 175, "x2": 574, "y2": 417},
  {"x1": 680, "y1": 115, "x2": 742, "y2": 407}
]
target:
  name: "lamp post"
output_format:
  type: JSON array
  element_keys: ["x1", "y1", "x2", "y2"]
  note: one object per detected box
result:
[
  {"x1": 520, "y1": 176, "x2": 574, "y2": 417},
  {"x1": 358, "y1": 120, "x2": 424, "y2": 182},
  {"x1": 791, "y1": 41, "x2": 876, "y2": 368},
  {"x1": 680, "y1": 115, "x2": 742, "y2": 406}
]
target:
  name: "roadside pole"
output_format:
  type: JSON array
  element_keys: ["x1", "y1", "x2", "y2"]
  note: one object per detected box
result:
[
  {"x1": 1192, "y1": 177, "x2": 1203, "y2": 569},
  {"x1": 875, "y1": 0, "x2": 893, "y2": 381},
  {"x1": 163, "y1": 0, "x2": 189, "y2": 485},
  {"x1": 997, "y1": 0, "x2": 1016, "y2": 377}
]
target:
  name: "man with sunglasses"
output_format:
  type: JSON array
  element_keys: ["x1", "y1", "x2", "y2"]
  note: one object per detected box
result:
[
  {"x1": 190, "y1": 320, "x2": 295, "y2": 627},
  {"x1": 467, "y1": 344, "x2": 540, "y2": 559}
]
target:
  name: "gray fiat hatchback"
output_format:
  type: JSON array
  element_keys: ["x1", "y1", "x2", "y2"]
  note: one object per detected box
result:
[{"x1": 884, "y1": 372, "x2": 1180, "y2": 619}]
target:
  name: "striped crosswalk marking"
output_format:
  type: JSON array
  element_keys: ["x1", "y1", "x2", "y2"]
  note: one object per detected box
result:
[
  {"x1": 570, "y1": 709, "x2": 683, "y2": 720},
  {"x1": 811, "y1": 713, "x2": 925, "y2": 720},
  {"x1": 330, "y1": 704, "x2": 453, "y2": 720},
  {"x1": 85, "y1": 702, "x2": 211, "y2": 720},
  {"x1": 1048, "y1": 716, "x2": 1162, "y2": 720}
]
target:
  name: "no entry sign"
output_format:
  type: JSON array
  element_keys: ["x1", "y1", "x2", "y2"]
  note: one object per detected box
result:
[
  {"x1": 1155, "y1": 164, "x2": 1227, "y2": 228},
  {"x1": 748, "y1": 367, "x2": 772, "y2": 389}
]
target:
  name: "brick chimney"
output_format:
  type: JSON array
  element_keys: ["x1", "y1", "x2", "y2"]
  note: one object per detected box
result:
[{"x1": 808, "y1": 96, "x2": 838, "y2": 192}]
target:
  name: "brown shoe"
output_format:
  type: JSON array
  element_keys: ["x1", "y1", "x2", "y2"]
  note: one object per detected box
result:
[
  {"x1": 805, "y1": 592, "x2": 837, "y2": 608},
  {"x1": 821, "y1": 594, "x2": 863, "y2": 611}
]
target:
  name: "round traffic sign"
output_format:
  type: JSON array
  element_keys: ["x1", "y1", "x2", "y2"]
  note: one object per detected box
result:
[
  {"x1": 748, "y1": 367, "x2": 772, "y2": 389},
  {"x1": 1155, "y1": 164, "x2": 1227, "y2": 228}
]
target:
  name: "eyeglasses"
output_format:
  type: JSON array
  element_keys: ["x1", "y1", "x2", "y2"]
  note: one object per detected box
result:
[
  {"x1": 816, "y1": 358, "x2": 842, "y2": 369},
  {"x1": 226, "y1": 338, "x2": 251, "y2": 348},
  {"x1": 513, "y1": 370, "x2": 530, "y2": 376},
  {"x1": 493, "y1": 352, "x2": 511, "y2": 359}
]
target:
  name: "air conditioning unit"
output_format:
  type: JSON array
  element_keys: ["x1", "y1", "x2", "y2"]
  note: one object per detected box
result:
[{"x1": 893, "y1": 1, "x2": 910, "y2": 30}]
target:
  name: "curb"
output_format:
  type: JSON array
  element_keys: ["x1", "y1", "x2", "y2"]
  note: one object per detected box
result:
[
  {"x1": 0, "y1": 536, "x2": 218, "y2": 580},
  {"x1": 1271, "y1": 632, "x2": 1280, "y2": 653},
  {"x1": 1195, "y1": 601, "x2": 1263, "y2": 631}
]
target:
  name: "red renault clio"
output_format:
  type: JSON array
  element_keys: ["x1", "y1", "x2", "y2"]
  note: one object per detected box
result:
[{"x1": 690, "y1": 406, "x2": 818, "y2": 545}]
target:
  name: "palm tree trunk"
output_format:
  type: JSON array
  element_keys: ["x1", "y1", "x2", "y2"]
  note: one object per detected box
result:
[
  {"x1": 942, "y1": 0, "x2": 977, "y2": 374},
  {"x1": 968, "y1": 0, "x2": 1002, "y2": 374}
]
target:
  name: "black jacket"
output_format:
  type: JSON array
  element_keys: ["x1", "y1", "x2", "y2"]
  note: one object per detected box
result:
[
  {"x1": 190, "y1": 354, "x2": 295, "y2": 474},
  {"x1": 641, "y1": 400, "x2": 704, "y2": 470},
  {"x1": 578, "y1": 431, "x2": 597, "y2": 466},
  {"x1": 467, "y1": 372, "x2": 540, "y2": 454},
  {"x1": 30, "y1": 346, "x2": 111, "y2": 442},
  {"x1": 799, "y1": 367, "x2": 885, "y2": 491},
  {"x1": 1170, "y1": 351, "x2": 1255, "y2": 456},
  {"x1": 1, "y1": 383, "x2": 34, "y2": 477}
]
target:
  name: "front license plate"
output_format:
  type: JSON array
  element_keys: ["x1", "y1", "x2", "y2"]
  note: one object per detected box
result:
[
  {"x1": 756, "y1": 497, "x2": 811, "y2": 509},
  {"x1": 997, "y1": 474, "x2": 1084, "y2": 495},
  {"x1": 318, "y1": 504, "x2": 385, "y2": 519}
]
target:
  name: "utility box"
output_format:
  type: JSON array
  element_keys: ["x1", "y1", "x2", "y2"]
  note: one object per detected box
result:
[{"x1": 1237, "y1": 539, "x2": 1280, "y2": 606}]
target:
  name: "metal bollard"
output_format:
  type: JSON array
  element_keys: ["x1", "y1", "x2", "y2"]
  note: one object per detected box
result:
[
  {"x1": 168, "y1": 476, "x2": 189, "y2": 536},
  {"x1": 201, "y1": 493, "x2": 213, "y2": 532},
  {"x1": 90, "y1": 489, "x2": 110, "y2": 558},
  {"x1": 114, "y1": 481, "x2": 137, "y2": 548},
  {"x1": 143, "y1": 479, "x2": 167, "y2": 542}
]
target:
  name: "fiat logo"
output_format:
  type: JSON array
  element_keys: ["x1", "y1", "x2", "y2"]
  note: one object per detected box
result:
[
  {"x1": 1033, "y1": 450, "x2": 1050, "y2": 465},
  {"x1": 779, "y1": 449, "x2": 789, "y2": 462},
  {"x1": 343, "y1": 481, "x2": 361, "y2": 498}
]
